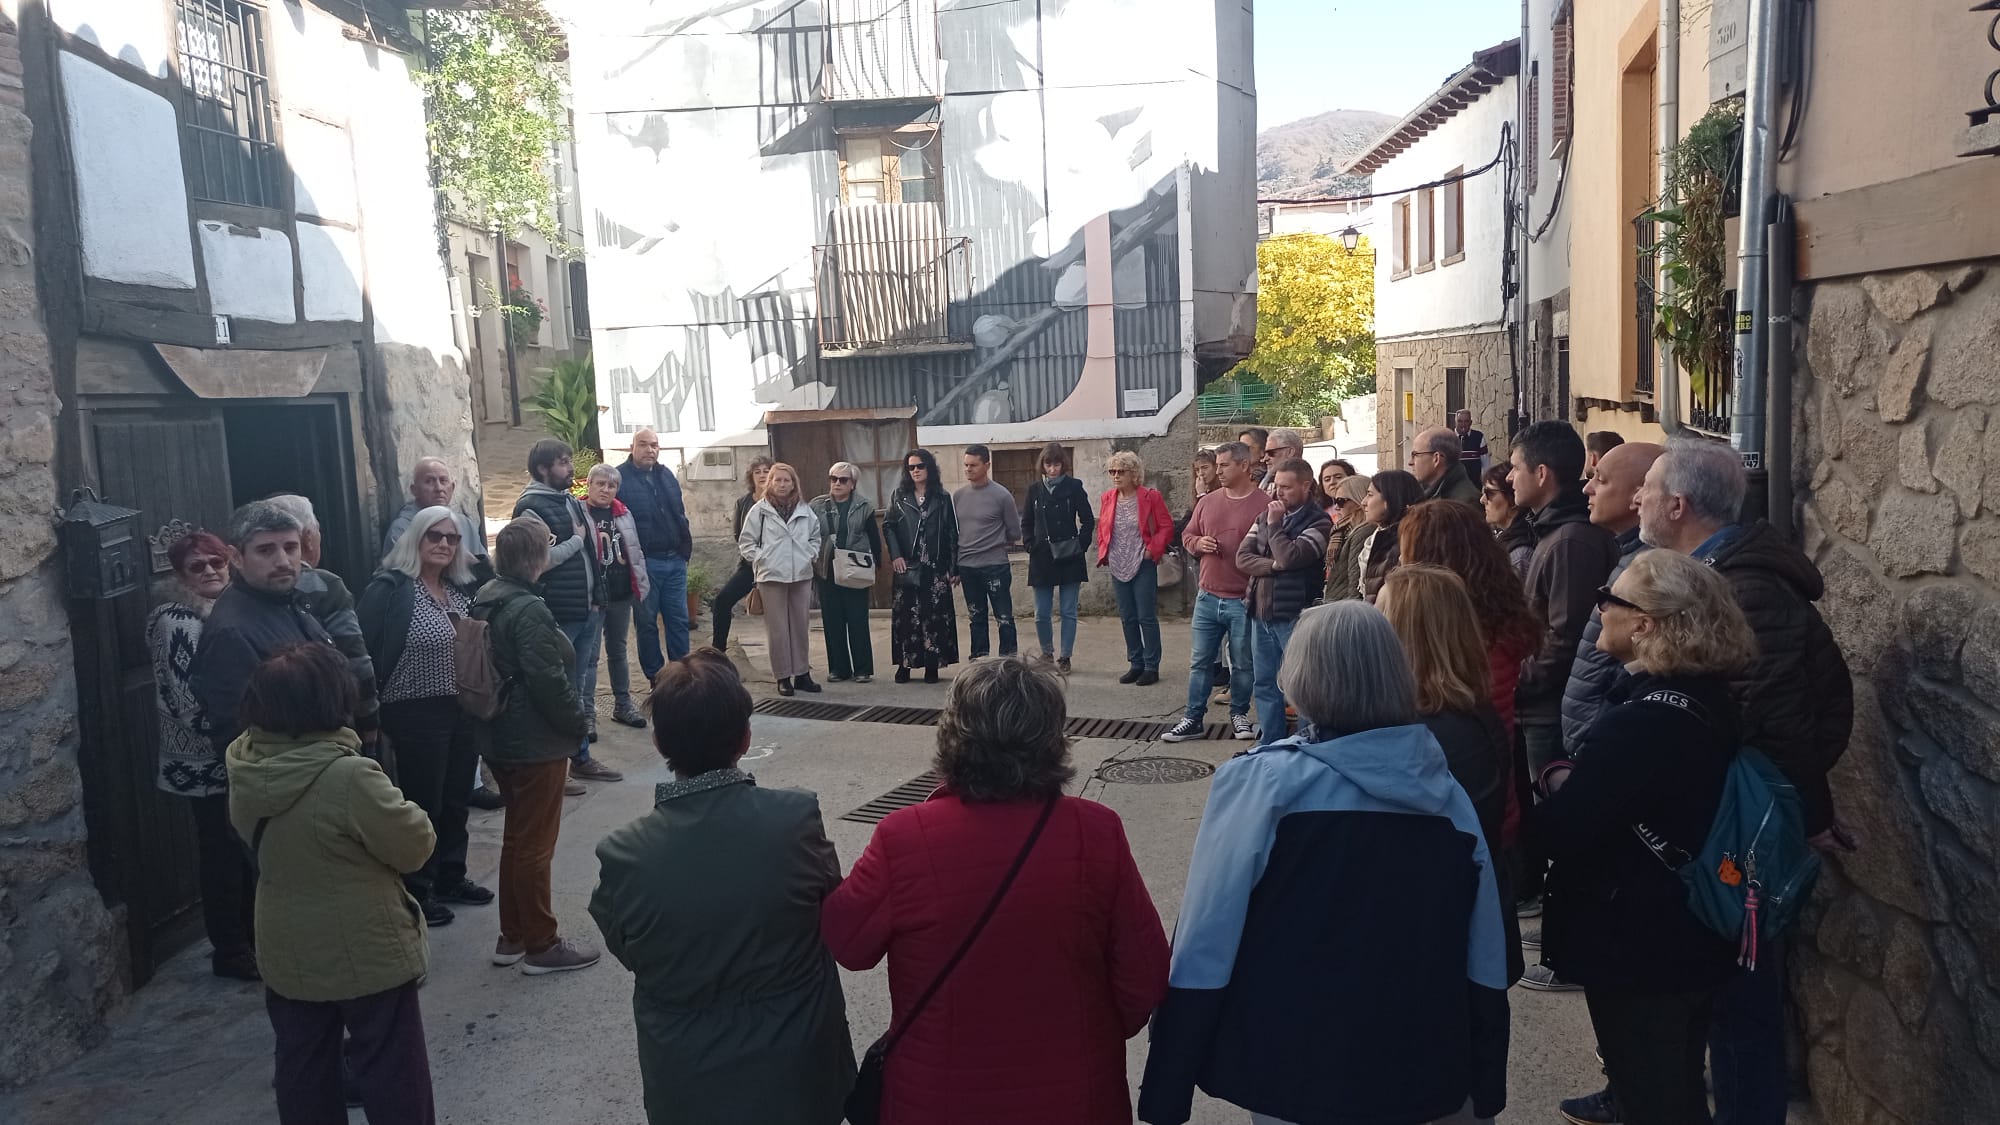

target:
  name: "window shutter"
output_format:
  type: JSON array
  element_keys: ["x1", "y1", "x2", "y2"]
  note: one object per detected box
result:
[
  {"x1": 1551, "y1": 13, "x2": 1574, "y2": 152},
  {"x1": 1526, "y1": 68, "x2": 1541, "y2": 194}
]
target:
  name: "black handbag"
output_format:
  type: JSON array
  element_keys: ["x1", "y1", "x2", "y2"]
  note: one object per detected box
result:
[
  {"x1": 1035, "y1": 485, "x2": 1083, "y2": 562},
  {"x1": 844, "y1": 795, "x2": 1059, "y2": 1125}
]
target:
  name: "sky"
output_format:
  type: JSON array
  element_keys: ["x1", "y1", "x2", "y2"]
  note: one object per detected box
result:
[{"x1": 1253, "y1": 0, "x2": 1527, "y2": 129}]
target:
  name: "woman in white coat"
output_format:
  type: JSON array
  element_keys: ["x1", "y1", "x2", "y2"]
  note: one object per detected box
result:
[{"x1": 737, "y1": 462, "x2": 824, "y2": 696}]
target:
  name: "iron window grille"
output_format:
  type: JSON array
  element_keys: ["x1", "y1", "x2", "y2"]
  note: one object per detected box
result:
[
  {"x1": 175, "y1": 0, "x2": 282, "y2": 209},
  {"x1": 1634, "y1": 214, "x2": 1657, "y2": 397}
]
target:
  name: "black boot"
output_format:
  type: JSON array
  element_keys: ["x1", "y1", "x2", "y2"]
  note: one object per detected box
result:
[
  {"x1": 894, "y1": 665, "x2": 912, "y2": 684},
  {"x1": 795, "y1": 673, "x2": 822, "y2": 693},
  {"x1": 923, "y1": 662, "x2": 940, "y2": 684},
  {"x1": 1119, "y1": 666, "x2": 1143, "y2": 684},
  {"x1": 777, "y1": 677, "x2": 795, "y2": 697}
]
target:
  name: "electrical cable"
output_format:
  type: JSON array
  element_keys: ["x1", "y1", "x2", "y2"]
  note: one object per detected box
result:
[
  {"x1": 1528, "y1": 140, "x2": 1570, "y2": 243},
  {"x1": 1777, "y1": 0, "x2": 1815, "y2": 162}
]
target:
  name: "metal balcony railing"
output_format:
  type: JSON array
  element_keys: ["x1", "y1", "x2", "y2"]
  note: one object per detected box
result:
[
  {"x1": 814, "y1": 205, "x2": 971, "y2": 355},
  {"x1": 1634, "y1": 215, "x2": 1657, "y2": 397},
  {"x1": 822, "y1": 0, "x2": 941, "y2": 103}
]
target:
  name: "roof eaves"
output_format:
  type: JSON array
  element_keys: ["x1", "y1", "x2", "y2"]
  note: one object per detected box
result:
[{"x1": 1342, "y1": 38, "x2": 1521, "y2": 178}]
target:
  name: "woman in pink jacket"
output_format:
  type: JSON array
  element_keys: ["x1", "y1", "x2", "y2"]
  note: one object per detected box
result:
[{"x1": 1095, "y1": 450, "x2": 1174, "y2": 684}]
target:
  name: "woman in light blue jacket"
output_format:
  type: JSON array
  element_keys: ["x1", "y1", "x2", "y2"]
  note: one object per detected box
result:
[
  {"x1": 738, "y1": 462, "x2": 823, "y2": 696},
  {"x1": 1139, "y1": 601, "x2": 1508, "y2": 1125}
]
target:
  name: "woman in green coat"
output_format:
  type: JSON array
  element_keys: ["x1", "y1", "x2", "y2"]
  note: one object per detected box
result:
[{"x1": 590, "y1": 649, "x2": 853, "y2": 1124}]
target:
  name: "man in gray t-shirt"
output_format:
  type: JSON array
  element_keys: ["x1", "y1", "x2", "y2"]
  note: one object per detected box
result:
[{"x1": 954, "y1": 445, "x2": 1023, "y2": 658}]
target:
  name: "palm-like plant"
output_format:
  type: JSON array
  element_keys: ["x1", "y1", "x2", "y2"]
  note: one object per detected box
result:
[{"x1": 525, "y1": 353, "x2": 600, "y2": 457}]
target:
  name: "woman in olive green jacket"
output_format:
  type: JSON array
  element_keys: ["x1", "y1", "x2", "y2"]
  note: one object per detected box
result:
[
  {"x1": 469, "y1": 515, "x2": 601, "y2": 975},
  {"x1": 226, "y1": 642, "x2": 437, "y2": 1124}
]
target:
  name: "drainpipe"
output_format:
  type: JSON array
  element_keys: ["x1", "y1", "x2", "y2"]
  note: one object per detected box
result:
[
  {"x1": 1767, "y1": 196, "x2": 1796, "y2": 540},
  {"x1": 1732, "y1": 0, "x2": 1781, "y2": 488},
  {"x1": 1518, "y1": 0, "x2": 1531, "y2": 425},
  {"x1": 1655, "y1": 0, "x2": 1683, "y2": 434}
]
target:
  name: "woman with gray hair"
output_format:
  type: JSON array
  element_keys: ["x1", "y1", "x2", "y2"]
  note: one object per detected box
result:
[
  {"x1": 1140, "y1": 601, "x2": 1510, "y2": 1125},
  {"x1": 359, "y1": 504, "x2": 491, "y2": 927},
  {"x1": 822, "y1": 657, "x2": 1169, "y2": 1124},
  {"x1": 583, "y1": 462, "x2": 651, "y2": 726},
  {"x1": 810, "y1": 460, "x2": 883, "y2": 682}
]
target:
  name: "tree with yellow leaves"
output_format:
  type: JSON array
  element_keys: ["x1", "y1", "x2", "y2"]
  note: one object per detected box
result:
[{"x1": 1232, "y1": 233, "x2": 1376, "y2": 426}]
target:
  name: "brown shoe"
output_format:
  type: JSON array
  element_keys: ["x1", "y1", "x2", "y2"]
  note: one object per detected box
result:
[
  {"x1": 570, "y1": 758, "x2": 624, "y2": 783},
  {"x1": 521, "y1": 938, "x2": 601, "y2": 976}
]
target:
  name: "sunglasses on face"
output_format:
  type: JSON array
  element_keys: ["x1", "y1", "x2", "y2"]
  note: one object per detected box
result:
[
  {"x1": 906, "y1": 464, "x2": 926, "y2": 471},
  {"x1": 424, "y1": 530, "x2": 462, "y2": 546},
  {"x1": 1332, "y1": 498, "x2": 1355, "y2": 508},
  {"x1": 1595, "y1": 585, "x2": 1648, "y2": 614},
  {"x1": 182, "y1": 557, "x2": 227, "y2": 575},
  {"x1": 1482, "y1": 487, "x2": 1505, "y2": 500},
  {"x1": 830, "y1": 475, "x2": 854, "y2": 484}
]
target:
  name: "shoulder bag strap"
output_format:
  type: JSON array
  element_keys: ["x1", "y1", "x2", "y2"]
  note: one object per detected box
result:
[{"x1": 880, "y1": 795, "x2": 1059, "y2": 1057}]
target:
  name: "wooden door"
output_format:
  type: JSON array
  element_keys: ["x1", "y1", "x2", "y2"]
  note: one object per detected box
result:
[{"x1": 80, "y1": 413, "x2": 234, "y2": 984}]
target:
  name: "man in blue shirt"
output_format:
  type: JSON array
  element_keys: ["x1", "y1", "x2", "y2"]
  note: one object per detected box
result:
[{"x1": 617, "y1": 428, "x2": 695, "y2": 682}]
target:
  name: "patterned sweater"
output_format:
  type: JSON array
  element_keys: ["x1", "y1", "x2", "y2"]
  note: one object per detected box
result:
[{"x1": 147, "y1": 592, "x2": 227, "y2": 797}]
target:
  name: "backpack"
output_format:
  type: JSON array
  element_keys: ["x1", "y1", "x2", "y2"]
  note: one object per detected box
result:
[
  {"x1": 452, "y1": 598, "x2": 515, "y2": 721},
  {"x1": 1630, "y1": 690, "x2": 1823, "y2": 968}
]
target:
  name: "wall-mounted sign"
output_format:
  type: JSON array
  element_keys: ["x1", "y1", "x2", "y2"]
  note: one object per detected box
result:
[
  {"x1": 213, "y1": 315, "x2": 231, "y2": 346},
  {"x1": 1122, "y1": 387, "x2": 1159, "y2": 414}
]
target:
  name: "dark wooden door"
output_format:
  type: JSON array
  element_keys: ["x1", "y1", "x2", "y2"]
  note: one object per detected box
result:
[
  {"x1": 224, "y1": 402, "x2": 365, "y2": 584},
  {"x1": 80, "y1": 413, "x2": 234, "y2": 984},
  {"x1": 769, "y1": 416, "x2": 915, "y2": 609}
]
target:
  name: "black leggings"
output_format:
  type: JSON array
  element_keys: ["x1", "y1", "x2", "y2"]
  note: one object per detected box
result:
[
  {"x1": 189, "y1": 793, "x2": 255, "y2": 958},
  {"x1": 710, "y1": 562, "x2": 756, "y2": 649}
]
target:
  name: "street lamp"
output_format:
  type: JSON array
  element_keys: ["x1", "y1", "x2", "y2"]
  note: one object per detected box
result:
[{"x1": 1340, "y1": 225, "x2": 1362, "y2": 254}]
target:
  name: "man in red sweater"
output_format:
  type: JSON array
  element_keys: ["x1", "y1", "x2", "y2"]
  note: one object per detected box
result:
[{"x1": 1163, "y1": 442, "x2": 1269, "y2": 743}]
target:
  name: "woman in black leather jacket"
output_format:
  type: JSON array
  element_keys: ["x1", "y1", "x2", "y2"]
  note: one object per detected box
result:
[{"x1": 883, "y1": 448, "x2": 958, "y2": 683}]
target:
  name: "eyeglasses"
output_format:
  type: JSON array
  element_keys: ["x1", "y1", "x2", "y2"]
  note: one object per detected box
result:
[
  {"x1": 1595, "y1": 585, "x2": 1650, "y2": 615},
  {"x1": 424, "y1": 530, "x2": 462, "y2": 546},
  {"x1": 1331, "y1": 498, "x2": 1355, "y2": 508},
  {"x1": 829, "y1": 475, "x2": 854, "y2": 484},
  {"x1": 1481, "y1": 487, "x2": 1505, "y2": 500},
  {"x1": 905, "y1": 463, "x2": 926, "y2": 471},
  {"x1": 182, "y1": 557, "x2": 227, "y2": 575}
]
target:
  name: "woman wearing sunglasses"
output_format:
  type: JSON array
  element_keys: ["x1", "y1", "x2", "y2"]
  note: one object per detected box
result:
[
  {"x1": 148, "y1": 528, "x2": 263, "y2": 980},
  {"x1": 360, "y1": 505, "x2": 493, "y2": 928},
  {"x1": 884, "y1": 448, "x2": 960, "y2": 684},
  {"x1": 1530, "y1": 549, "x2": 1757, "y2": 1124}
]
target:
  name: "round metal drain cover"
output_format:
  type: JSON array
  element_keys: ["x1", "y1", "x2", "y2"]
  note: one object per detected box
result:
[{"x1": 1096, "y1": 757, "x2": 1216, "y2": 785}]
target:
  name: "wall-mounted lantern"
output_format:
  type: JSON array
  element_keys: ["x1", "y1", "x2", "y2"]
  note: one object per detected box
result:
[
  {"x1": 1340, "y1": 226, "x2": 1363, "y2": 254},
  {"x1": 58, "y1": 488, "x2": 144, "y2": 600}
]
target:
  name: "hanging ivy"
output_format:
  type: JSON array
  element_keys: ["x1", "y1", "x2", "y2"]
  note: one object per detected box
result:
[
  {"x1": 1642, "y1": 99, "x2": 1743, "y2": 402},
  {"x1": 418, "y1": 2, "x2": 568, "y2": 238}
]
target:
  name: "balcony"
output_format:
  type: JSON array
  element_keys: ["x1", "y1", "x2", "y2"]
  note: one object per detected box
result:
[
  {"x1": 814, "y1": 204, "x2": 972, "y2": 357},
  {"x1": 822, "y1": 0, "x2": 941, "y2": 104}
]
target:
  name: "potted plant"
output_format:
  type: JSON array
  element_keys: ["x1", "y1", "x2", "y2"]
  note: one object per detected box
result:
[
  {"x1": 504, "y1": 287, "x2": 546, "y2": 350},
  {"x1": 684, "y1": 561, "x2": 716, "y2": 624},
  {"x1": 525, "y1": 353, "x2": 602, "y2": 461}
]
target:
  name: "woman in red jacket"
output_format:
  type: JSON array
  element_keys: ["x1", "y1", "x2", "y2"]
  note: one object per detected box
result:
[
  {"x1": 822, "y1": 657, "x2": 1170, "y2": 1125},
  {"x1": 1095, "y1": 450, "x2": 1174, "y2": 684}
]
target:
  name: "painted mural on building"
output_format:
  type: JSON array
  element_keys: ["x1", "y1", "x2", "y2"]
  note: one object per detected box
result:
[{"x1": 562, "y1": 0, "x2": 1256, "y2": 447}]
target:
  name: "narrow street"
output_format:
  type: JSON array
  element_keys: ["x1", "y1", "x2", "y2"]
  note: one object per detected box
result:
[{"x1": 0, "y1": 614, "x2": 1598, "y2": 1124}]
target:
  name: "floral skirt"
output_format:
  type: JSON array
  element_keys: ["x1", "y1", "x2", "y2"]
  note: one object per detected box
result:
[{"x1": 891, "y1": 568, "x2": 959, "y2": 669}]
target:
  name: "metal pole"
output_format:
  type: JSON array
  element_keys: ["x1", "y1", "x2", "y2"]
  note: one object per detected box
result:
[
  {"x1": 1766, "y1": 196, "x2": 1796, "y2": 538},
  {"x1": 1656, "y1": 0, "x2": 1683, "y2": 433},
  {"x1": 1731, "y1": 0, "x2": 1781, "y2": 467},
  {"x1": 494, "y1": 222, "x2": 522, "y2": 427}
]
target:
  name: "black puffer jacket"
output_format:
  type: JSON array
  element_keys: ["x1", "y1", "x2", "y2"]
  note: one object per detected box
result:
[
  {"x1": 512, "y1": 481, "x2": 598, "y2": 626},
  {"x1": 1517, "y1": 486, "x2": 1621, "y2": 717},
  {"x1": 1560, "y1": 526, "x2": 1648, "y2": 755},
  {"x1": 1533, "y1": 673, "x2": 1742, "y2": 991},
  {"x1": 1703, "y1": 520, "x2": 1852, "y2": 835},
  {"x1": 1236, "y1": 501, "x2": 1332, "y2": 622},
  {"x1": 1023, "y1": 476, "x2": 1095, "y2": 588},
  {"x1": 882, "y1": 489, "x2": 958, "y2": 579}
]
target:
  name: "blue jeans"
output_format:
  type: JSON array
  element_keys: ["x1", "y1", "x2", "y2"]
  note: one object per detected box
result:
[
  {"x1": 1710, "y1": 937, "x2": 1788, "y2": 1125},
  {"x1": 1110, "y1": 560, "x2": 1161, "y2": 670},
  {"x1": 601, "y1": 598, "x2": 637, "y2": 706},
  {"x1": 634, "y1": 556, "x2": 690, "y2": 680},
  {"x1": 1033, "y1": 583, "x2": 1081, "y2": 659},
  {"x1": 1251, "y1": 617, "x2": 1297, "y2": 743},
  {"x1": 1185, "y1": 591, "x2": 1253, "y2": 720},
  {"x1": 960, "y1": 563, "x2": 1017, "y2": 657},
  {"x1": 559, "y1": 612, "x2": 602, "y2": 763}
]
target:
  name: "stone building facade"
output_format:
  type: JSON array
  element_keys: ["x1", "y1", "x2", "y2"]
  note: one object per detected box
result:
[
  {"x1": 1792, "y1": 260, "x2": 2000, "y2": 1121},
  {"x1": 0, "y1": 0, "x2": 123, "y2": 1089},
  {"x1": 1373, "y1": 328, "x2": 1513, "y2": 473}
]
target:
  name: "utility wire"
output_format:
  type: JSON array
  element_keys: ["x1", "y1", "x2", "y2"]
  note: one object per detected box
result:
[{"x1": 1257, "y1": 132, "x2": 1510, "y2": 207}]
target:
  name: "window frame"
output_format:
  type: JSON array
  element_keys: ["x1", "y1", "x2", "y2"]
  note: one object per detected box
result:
[
  {"x1": 1441, "y1": 169, "x2": 1465, "y2": 264},
  {"x1": 173, "y1": 0, "x2": 284, "y2": 212},
  {"x1": 837, "y1": 125, "x2": 943, "y2": 209},
  {"x1": 1392, "y1": 196, "x2": 1412, "y2": 279},
  {"x1": 1415, "y1": 188, "x2": 1436, "y2": 272}
]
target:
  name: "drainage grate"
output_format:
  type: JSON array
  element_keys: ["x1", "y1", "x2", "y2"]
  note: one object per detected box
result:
[
  {"x1": 853, "y1": 705, "x2": 944, "y2": 727},
  {"x1": 753, "y1": 698, "x2": 871, "y2": 722},
  {"x1": 840, "y1": 771, "x2": 944, "y2": 824},
  {"x1": 1065, "y1": 716, "x2": 1168, "y2": 741},
  {"x1": 1096, "y1": 757, "x2": 1217, "y2": 785}
]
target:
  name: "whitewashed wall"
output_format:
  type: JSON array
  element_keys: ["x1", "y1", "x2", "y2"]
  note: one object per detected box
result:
[{"x1": 1372, "y1": 81, "x2": 1516, "y2": 340}]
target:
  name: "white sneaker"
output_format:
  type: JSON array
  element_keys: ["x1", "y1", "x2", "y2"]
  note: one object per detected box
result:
[
  {"x1": 1160, "y1": 716, "x2": 1203, "y2": 742},
  {"x1": 1231, "y1": 714, "x2": 1257, "y2": 741}
]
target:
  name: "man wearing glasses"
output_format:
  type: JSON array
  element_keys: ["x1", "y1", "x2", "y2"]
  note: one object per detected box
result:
[
  {"x1": 1410, "y1": 426, "x2": 1483, "y2": 506},
  {"x1": 1260, "y1": 429, "x2": 1306, "y2": 496}
]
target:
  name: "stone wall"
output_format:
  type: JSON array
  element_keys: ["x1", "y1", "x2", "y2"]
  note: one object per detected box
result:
[
  {"x1": 0, "y1": 6, "x2": 123, "y2": 1088},
  {"x1": 1792, "y1": 260, "x2": 2000, "y2": 1121},
  {"x1": 1374, "y1": 328, "x2": 1512, "y2": 470},
  {"x1": 373, "y1": 342, "x2": 482, "y2": 540}
]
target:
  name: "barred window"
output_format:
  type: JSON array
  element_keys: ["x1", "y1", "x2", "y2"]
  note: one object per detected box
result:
[{"x1": 175, "y1": 0, "x2": 281, "y2": 209}]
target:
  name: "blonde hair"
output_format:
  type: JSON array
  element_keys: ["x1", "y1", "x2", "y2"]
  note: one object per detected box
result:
[
  {"x1": 1378, "y1": 564, "x2": 1491, "y2": 715},
  {"x1": 764, "y1": 462, "x2": 801, "y2": 499},
  {"x1": 1106, "y1": 450, "x2": 1144, "y2": 476},
  {"x1": 1619, "y1": 550, "x2": 1758, "y2": 677}
]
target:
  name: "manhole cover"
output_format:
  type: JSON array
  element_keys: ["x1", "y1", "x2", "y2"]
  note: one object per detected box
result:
[{"x1": 1095, "y1": 757, "x2": 1216, "y2": 785}]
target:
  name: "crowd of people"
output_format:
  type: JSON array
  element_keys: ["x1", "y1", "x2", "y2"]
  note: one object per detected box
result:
[{"x1": 138, "y1": 412, "x2": 1849, "y2": 1124}]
